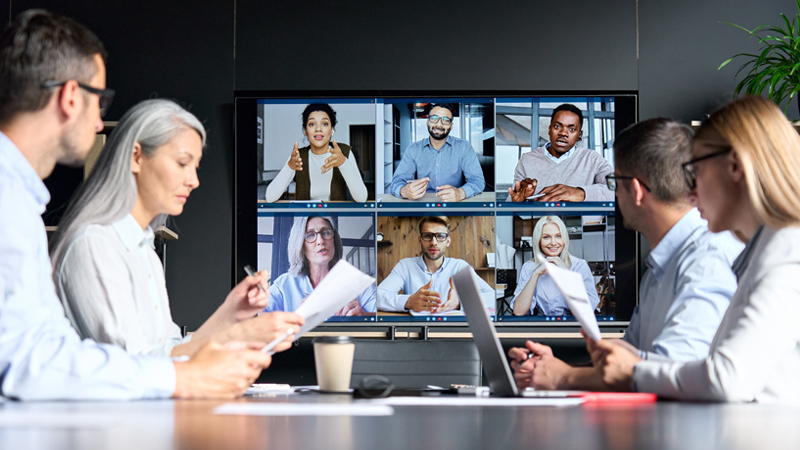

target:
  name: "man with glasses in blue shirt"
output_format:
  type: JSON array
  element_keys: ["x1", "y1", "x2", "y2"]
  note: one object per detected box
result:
[
  {"x1": 508, "y1": 118, "x2": 743, "y2": 391},
  {"x1": 0, "y1": 9, "x2": 273, "y2": 400},
  {"x1": 389, "y1": 104, "x2": 486, "y2": 202},
  {"x1": 377, "y1": 216, "x2": 494, "y2": 312}
]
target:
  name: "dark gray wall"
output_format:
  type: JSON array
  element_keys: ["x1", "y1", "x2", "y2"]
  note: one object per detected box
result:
[{"x1": 7, "y1": 0, "x2": 797, "y2": 330}]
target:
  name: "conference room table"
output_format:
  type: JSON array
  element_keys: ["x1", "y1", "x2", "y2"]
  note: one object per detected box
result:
[{"x1": 1, "y1": 392, "x2": 798, "y2": 450}]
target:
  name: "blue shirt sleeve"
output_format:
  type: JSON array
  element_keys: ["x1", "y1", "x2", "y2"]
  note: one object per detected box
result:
[
  {"x1": 458, "y1": 142, "x2": 486, "y2": 198},
  {"x1": 389, "y1": 145, "x2": 420, "y2": 198}
]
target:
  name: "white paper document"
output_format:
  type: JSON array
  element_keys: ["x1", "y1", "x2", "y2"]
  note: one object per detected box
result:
[
  {"x1": 293, "y1": 260, "x2": 376, "y2": 337},
  {"x1": 409, "y1": 309, "x2": 465, "y2": 317},
  {"x1": 536, "y1": 255, "x2": 602, "y2": 341},
  {"x1": 214, "y1": 403, "x2": 394, "y2": 416},
  {"x1": 368, "y1": 396, "x2": 584, "y2": 407}
]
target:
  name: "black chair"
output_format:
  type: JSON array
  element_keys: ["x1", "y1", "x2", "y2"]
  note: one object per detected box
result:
[{"x1": 349, "y1": 340, "x2": 482, "y2": 390}]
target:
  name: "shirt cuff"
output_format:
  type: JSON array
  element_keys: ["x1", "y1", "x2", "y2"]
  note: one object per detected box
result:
[{"x1": 137, "y1": 356, "x2": 178, "y2": 399}]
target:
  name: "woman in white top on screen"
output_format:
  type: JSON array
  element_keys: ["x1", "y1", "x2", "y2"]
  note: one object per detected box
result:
[
  {"x1": 512, "y1": 215, "x2": 600, "y2": 316},
  {"x1": 50, "y1": 99, "x2": 303, "y2": 358},
  {"x1": 265, "y1": 216, "x2": 376, "y2": 316},
  {"x1": 264, "y1": 104, "x2": 368, "y2": 203},
  {"x1": 595, "y1": 96, "x2": 800, "y2": 406}
]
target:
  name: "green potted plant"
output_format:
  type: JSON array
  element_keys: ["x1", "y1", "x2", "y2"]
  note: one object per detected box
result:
[{"x1": 719, "y1": 0, "x2": 800, "y2": 114}]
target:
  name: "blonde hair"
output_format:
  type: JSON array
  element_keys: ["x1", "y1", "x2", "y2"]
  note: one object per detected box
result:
[
  {"x1": 695, "y1": 96, "x2": 800, "y2": 228},
  {"x1": 531, "y1": 215, "x2": 572, "y2": 268}
]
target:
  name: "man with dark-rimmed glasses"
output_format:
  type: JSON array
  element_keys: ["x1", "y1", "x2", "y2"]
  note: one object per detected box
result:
[
  {"x1": 377, "y1": 216, "x2": 494, "y2": 313},
  {"x1": 509, "y1": 118, "x2": 743, "y2": 392}
]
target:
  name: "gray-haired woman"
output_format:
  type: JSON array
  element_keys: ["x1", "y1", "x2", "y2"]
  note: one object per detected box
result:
[{"x1": 50, "y1": 99, "x2": 303, "y2": 358}]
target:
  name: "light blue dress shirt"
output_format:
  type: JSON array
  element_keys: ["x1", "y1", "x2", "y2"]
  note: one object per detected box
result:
[
  {"x1": 389, "y1": 135, "x2": 486, "y2": 199},
  {"x1": 623, "y1": 208, "x2": 743, "y2": 362},
  {"x1": 0, "y1": 131, "x2": 175, "y2": 400},
  {"x1": 265, "y1": 272, "x2": 377, "y2": 314},
  {"x1": 511, "y1": 256, "x2": 600, "y2": 316},
  {"x1": 377, "y1": 257, "x2": 495, "y2": 312}
]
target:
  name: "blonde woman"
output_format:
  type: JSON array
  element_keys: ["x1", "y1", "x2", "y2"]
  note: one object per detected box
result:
[
  {"x1": 595, "y1": 96, "x2": 800, "y2": 406},
  {"x1": 512, "y1": 215, "x2": 600, "y2": 316}
]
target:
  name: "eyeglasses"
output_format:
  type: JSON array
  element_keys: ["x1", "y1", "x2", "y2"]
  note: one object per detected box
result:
[
  {"x1": 304, "y1": 228, "x2": 334, "y2": 243},
  {"x1": 606, "y1": 174, "x2": 651, "y2": 192},
  {"x1": 428, "y1": 115, "x2": 452, "y2": 125},
  {"x1": 681, "y1": 148, "x2": 732, "y2": 190},
  {"x1": 41, "y1": 80, "x2": 115, "y2": 117},
  {"x1": 421, "y1": 232, "x2": 449, "y2": 242}
]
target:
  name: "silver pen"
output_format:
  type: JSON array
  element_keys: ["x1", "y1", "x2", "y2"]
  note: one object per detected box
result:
[{"x1": 244, "y1": 265, "x2": 269, "y2": 296}]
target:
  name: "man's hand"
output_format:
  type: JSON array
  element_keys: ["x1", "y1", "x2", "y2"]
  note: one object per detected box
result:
[
  {"x1": 595, "y1": 339, "x2": 641, "y2": 391},
  {"x1": 228, "y1": 312, "x2": 304, "y2": 354},
  {"x1": 508, "y1": 178, "x2": 537, "y2": 202},
  {"x1": 287, "y1": 142, "x2": 303, "y2": 171},
  {"x1": 531, "y1": 343, "x2": 573, "y2": 390},
  {"x1": 435, "y1": 185, "x2": 466, "y2": 202},
  {"x1": 172, "y1": 340, "x2": 272, "y2": 399},
  {"x1": 400, "y1": 177, "x2": 429, "y2": 199},
  {"x1": 538, "y1": 184, "x2": 586, "y2": 202},
  {"x1": 435, "y1": 278, "x2": 460, "y2": 312},
  {"x1": 222, "y1": 270, "x2": 271, "y2": 323},
  {"x1": 508, "y1": 341, "x2": 553, "y2": 390},
  {"x1": 404, "y1": 279, "x2": 441, "y2": 312},
  {"x1": 336, "y1": 299, "x2": 366, "y2": 316},
  {"x1": 321, "y1": 139, "x2": 346, "y2": 174}
]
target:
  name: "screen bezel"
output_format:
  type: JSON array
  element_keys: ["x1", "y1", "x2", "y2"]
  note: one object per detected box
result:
[{"x1": 234, "y1": 90, "x2": 639, "y2": 327}]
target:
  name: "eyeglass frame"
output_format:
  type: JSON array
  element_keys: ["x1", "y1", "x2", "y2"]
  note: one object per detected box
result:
[
  {"x1": 40, "y1": 80, "x2": 115, "y2": 117},
  {"x1": 681, "y1": 148, "x2": 732, "y2": 190},
  {"x1": 303, "y1": 228, "x2": 335, "y2": 243},
  {"x1": 606, "y1": 174, "x2": 651, "y2": 192},
  {"x1": 427, "y1": 115, "x2": 453, "y2": 125},
  {"x1": 420, "y1": 232, "x2": 449, "y2": 242}
]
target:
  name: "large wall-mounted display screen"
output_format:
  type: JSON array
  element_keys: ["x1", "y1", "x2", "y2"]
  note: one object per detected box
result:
[{"x1": 236, "y1": 92, "x2": 638, "y2": 325}]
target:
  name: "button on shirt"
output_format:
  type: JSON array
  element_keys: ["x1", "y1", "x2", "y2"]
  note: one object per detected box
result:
[
  {"x1": 623, "y1": 208, "x2": 743, "y2": 362},
  {"x1": 55, "y1": 214, "x2": 190, "y2": 357},
  {"x1": 0, "y1": 131, "x2": 174, "y2": 400},
  {"x1": 389, "y1": 135, "x2": 485, "y2": 199},
  {"x1": 377, "y1": 257, "x2": 495, "y2": 312},
  {"x1": 511, "y1": 257, "x2": 600, "y2": 316}
]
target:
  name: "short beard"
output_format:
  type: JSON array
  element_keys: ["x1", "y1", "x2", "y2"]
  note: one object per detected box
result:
[
  {"x1": 422, "y1": 247, "x2": 445, "y2": 261},
  {"x1": 428, "y1": 125, "x2": 450, "y2": 140},
  {"x1": 58, "y1": 111, "x2": 91, "y2": 168}
]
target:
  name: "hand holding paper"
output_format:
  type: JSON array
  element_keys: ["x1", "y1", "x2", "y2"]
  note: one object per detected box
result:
[{"x1": 535, "y1": 254, "x2": 602, "y2": 341}]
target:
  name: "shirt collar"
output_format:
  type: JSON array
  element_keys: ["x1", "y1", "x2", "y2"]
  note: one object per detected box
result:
[
  {"x1": 645, "y1": 208, "x2": 705, "y2": 282},
  {"x1": 543, "y1": 143, "x2": 574, "y2": 163},
  {"x1": 0, "y1": 131, "x2": 51, "y2": 213},
  {"x1": 424, "y1": 135, "x2": 454, "y2": 151},
  {"x1": 415, "y1": 255, "x2": 449, "y2": 274},
  {"x1": 112, "y1": 214, "x2": 156, "y2": 251},
  {"x1": 731, "y1": 225, "x2": 764, "y2": 281}
]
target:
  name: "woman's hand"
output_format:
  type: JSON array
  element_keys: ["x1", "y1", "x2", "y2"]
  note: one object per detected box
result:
[
  {"x1": 321, "y1": 139, "x2": 346, "y2": 173},
  {"x1": 223, "y1": 270, "x2": 271, "y2": 323},
  {"x1": 287, "y1": 142, "x2": 303, "y2": 171},
  {"x1": 336, "y1": 299, "x2": 366, "y2": 316},
  {"x1": 546, "y1": 256, "x2": 569, "y2": 270}
]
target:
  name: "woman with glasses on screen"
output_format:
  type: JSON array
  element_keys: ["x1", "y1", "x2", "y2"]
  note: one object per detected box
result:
[
  {"x1": 264, "y1": 216, "x2": 376, "y2": 316},
  {"x1": 594, "y1": 96, "x2": 800, "y2": 405},
  {"x1": 512, "y1": 215, "x2": 600, "y2": 316},
  {"x1": 50, "y1": 99, "x2": 303, "y2": 358},
  {"x1": 264, "y1": 103, "x2": 368, "y2": 203}
]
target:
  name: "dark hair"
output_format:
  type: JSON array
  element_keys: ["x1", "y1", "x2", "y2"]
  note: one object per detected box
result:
[
  {"x1": 301, "y1": 103, "x2": 337, "y2": 130},
  {"x1": 425, "y1": 103, "x2": 457, "y2": 118},
  {"x1": 0, "y1": 9, "x2": 107, "y2": 124},
  {"x1": 552, "y1": 104, "x2": 584, "y2": 129},
  {"x1": 614, "y1": 118, "x2": 694, "y2": 204},
  {"x1": 418, "y1": 216, "x2": 451, "y2": 234}
]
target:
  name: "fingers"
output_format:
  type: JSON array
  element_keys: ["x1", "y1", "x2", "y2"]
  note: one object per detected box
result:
[
  {"x1": 223, "y1": 341, "x2": 267, "y2": 351},
  {"x1": 508, "y1": 346, "x2": 530, "y2": 362},
  {"x1": 273, "y1": 311, "x2": 305, "y2": 326},
  {"x1": 422, "y1": 279, "x2": 433, "y2": 290},
  {"x1": 525, "y1": 341, "x2": 553, "y2": 358},
  {"x1": 239, "y1": 348, "x2": 273, "y2": 370},
  {"x1": 331, "y1": 139, "x2": 340, "y2": 151}
]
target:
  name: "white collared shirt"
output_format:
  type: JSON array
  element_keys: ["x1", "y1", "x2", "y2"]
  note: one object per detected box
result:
[
  {"x1": 0, "y1": 131, "x2": 174, "y2": 400},
  {"x1": 56, "y1": 215, "x2": 190, "y2": 357}
]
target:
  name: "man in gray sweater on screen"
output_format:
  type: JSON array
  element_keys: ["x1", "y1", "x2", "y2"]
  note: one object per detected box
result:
[{"x1": 507, "y1": 104, "x2": 614, "y2": 202}]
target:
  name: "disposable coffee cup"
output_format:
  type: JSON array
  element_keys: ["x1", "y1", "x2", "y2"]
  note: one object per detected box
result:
[{"x1": 313, "y1": 336, "x2": 355, "y2": 392}]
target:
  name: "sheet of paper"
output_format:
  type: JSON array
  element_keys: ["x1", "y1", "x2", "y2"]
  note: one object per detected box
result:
[
  {"x1": 367, "y1": 396, "x2": 584, "y2": 407},
  {"x1": 409, "y1": 309, "x2": 465, "y2": 316},
  {"x1": 293, "y1": 260, "x2": 376, "y2": 337},
  {"x1": 536, "y1": 255, "x2": 602, "y2": 341},
  {"x1": 214, "y1": 403, "x2": 394, "y2": 416}
]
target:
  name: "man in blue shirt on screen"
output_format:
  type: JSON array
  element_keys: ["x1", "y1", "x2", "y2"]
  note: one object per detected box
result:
[
  {"x1": 389, "y1": 104, "x2": 485, "y2": 202},
  {"x1": 0, "y1": 9, "x2": 273, "y2": 400},
  {"x1": 508, "y1": 118, "x2": 744, "y2": 391},
  {"x1": 377, "y1": 216, "x2": 495, "y2": 312}
]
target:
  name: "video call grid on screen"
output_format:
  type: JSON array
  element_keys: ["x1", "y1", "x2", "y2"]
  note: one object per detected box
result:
[
  {"x1": 255, "y1": 96, "x2": 618, "y2": 210},
  {"x1": 240, "y1": 92, "x2": 638, "y2": 324}
]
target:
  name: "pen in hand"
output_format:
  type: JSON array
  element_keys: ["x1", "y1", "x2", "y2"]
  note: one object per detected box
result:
[{"x1": 244, "y1": 265, "x2": 269, "y2": 296}]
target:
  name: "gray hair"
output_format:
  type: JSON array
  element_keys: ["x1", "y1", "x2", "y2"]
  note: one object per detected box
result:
[
  {"x1": 49, "y1": 99, "x2": 206, "y2": 271},
  {"x1": 614, "y1": 118, "x2": 694, "y2": 204},
  {"x1": 0, "y1": 9, "x2": 107, "y2": 124},
  {"x1": 287, "y1": 216, "x2": 343, "y2": 277}
]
